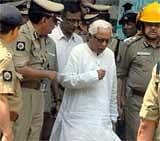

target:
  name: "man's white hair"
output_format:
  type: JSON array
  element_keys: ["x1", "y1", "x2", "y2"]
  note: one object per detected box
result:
[{"x1": 88, "y1": 19, "x2": 113, "y2": 36}]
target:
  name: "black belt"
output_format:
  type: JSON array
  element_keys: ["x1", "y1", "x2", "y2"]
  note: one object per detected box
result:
[
  {"x1": 132, "y1": 89, "x2": 144, "y2": 97},
  {"x1": 21, "y1": 80, "x2": 41, "y2": 90}
]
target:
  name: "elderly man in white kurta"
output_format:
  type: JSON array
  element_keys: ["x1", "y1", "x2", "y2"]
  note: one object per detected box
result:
[{"x1": 50, "y1": 20, "x2": 120, "y2": 141}]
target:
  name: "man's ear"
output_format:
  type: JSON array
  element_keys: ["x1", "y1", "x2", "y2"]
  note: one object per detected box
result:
[
  {"x1": 41, "y1": 17, "x2": 47, "y2": 24},
  {"x1": 39, "y1": 17, "x2": 49, "y2": 25}
]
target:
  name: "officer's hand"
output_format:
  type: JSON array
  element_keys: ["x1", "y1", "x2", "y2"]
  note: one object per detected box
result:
[
  {"x1": 48, "y1": 71, "x2": 57, "y2": 80},
  {"x1": 97, "y1": 69, "x2": 106, "y2": 80},
  {"x1": 2, "y1": 129, "x2": 13, "y2": 141}
]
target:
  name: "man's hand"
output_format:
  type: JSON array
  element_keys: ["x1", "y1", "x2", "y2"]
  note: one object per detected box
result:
[
  {"x1": 97, "y1": 69, "x2": 106, "y2": 80},
  {"x1": 47, "y1": 71, "x2": 57, "y2": 80},
  {"x1": 137, "y1": 119, "x2": 156, "y2": 141},
  {"x1": 2, "y1": 129, "x2": 13, "y2": 141}
]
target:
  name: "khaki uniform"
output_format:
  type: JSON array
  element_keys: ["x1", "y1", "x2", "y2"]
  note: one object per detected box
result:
[
  {"x1": 12, "y1": 21, "x2": 49, "y2": 141},
  {"x1": 0, "y1": 40, "x2": 22, "y2": 114},
  {"x1": 140, "y1": 64, "x2": 160, "y2": 141},
  {"x1": 0, "y1": 40, "x2": 22, "y2": 138},
  {"x1": 117, "y1": 36, "x2": 160, "y2": 140}
]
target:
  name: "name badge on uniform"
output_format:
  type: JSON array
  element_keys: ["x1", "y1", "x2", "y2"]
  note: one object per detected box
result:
[
  {"x1": 137, "y1": 52, "x2": 151, "y2": 56},
  {"x1": 2, "y1": 71, "x2": 12, "y2": 81},
  {"x1": 16, "y1": 42, "x2": 25, "y2": 51}
]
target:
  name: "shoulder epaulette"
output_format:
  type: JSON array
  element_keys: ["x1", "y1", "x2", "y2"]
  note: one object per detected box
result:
[{"x1": 124, "y1": 35, "x2": 142, "y2": 46}]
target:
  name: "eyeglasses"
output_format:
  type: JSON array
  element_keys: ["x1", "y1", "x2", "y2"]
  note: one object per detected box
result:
[{"x1": 93, "y1": 35, "x2": 111, "y2": 44}]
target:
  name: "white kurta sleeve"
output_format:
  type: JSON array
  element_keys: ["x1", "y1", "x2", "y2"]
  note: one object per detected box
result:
[
  {"x1": 110, "y1": 59, "x2": 118, "y2": 123},
  {"x1": 58, "y1": 46, "x2": 99, "y2": 89}
]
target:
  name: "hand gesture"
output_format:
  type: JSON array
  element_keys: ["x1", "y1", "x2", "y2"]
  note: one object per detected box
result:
[
  {"x1": 1, "y1": 129, "x2": 13, "y2": 141},
  {"x1": 97, "y1": 69, "x2": 106, "y2": 80}
]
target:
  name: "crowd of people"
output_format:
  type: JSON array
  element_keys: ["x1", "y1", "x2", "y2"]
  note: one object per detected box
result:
[{"x1": 0, "y1": 0, "x2": 160, "y2": 141}]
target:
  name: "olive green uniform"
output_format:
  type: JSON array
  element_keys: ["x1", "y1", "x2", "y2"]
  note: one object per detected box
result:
[
  {"x1": 108, "y1": 37, "x2": 123, "y2": 63},
  {"x1": 109, "y1": 37, "x2": 128, "y2": 140},
  {"x1": 117, "y1": 36, "x2": 160, "y2": 140},
  {"x1": 140, "y1": 64, "x2": 160, "y2": 141},
  {"x1": 12, "y1": 21, "x2": 49, "y2": 141},
  {"x1": 41, "y1": 37, "x2": 57, "y2": 113},
  {"x1": 40, "y1": 37, "x2": 58, "y2": 141},
  {"x1": 0, "y1": 40, "x2": 22, "y2": 138}
]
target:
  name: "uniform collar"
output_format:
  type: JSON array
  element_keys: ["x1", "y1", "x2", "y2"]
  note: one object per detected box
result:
[
  {"x1": 26, "y1": 21, "x2": 40, "y2": 41},
  {"x1": 143, "y1": 40, "x2": 160, "y2": 48},
  {"x1": 56, "y1": 26, "x2": 76, "y2": 42},
  {"x1": 0, "y1": 39, "x2": 5, "y2": 47}
]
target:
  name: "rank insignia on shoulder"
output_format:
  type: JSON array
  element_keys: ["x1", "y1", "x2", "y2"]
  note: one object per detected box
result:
[
  {"x1": 124, "y1": 35, "x2": 142, "y2": 46},
  {"x1": 16, "y1": 42, "x2": 25, "y2": 51},
  {"x1": 2, "y1": 71, "x2": 12, "y2": 81}
]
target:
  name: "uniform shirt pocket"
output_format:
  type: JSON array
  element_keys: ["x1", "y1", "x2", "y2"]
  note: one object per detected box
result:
[{"x1": 136, "y1": 51, "x2": 151, "y2": 71}]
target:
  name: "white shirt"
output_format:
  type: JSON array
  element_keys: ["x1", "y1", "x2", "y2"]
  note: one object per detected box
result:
[
  {"x1": 50, "y1": 43, "x2": 120, "y2": 141},
  {"x1": 49, "y1": 25, "x2": 83, "y2": 72}
]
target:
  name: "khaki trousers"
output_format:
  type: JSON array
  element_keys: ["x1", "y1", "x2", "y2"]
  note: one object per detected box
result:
[{"x1": 13, "y1": 88, "x2": 44, "y2": 141}]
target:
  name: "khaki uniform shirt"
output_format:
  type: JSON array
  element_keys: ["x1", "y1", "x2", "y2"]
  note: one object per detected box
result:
[
  {"x1": 140, "y1": 65, "x2": 160, "y2": 140},
  {"x1": 13, "y1": 20, "x2": 49, "y2": 80},
  {"x1": 0, "y1": 40, "x2": 22, "y2": 113},
  {"x1": 117, "y1": 36, "x2": 160, "y2": 93}
]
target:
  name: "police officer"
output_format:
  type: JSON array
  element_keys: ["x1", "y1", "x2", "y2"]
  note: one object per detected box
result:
[
  {"x1": 109, "y1": 11, "x2": 138, "y2": 141},
  {"x1": 119, "y1": 12, "x2": 137, "y2": 38},
  {"x1": 115, "y1": 12, "x2": 138, "y2": 131},
  {"x1": 79, "y1": 13, "x2": 99, "y2": 42},
  {"x1": 79, "y1": 2, "x2": 111, "y2": 42},
  {"x1": 109, "y1": 12, "x2": 138, "y2": 65},
  {"x1": 137, "y1": 62, "x2": 160, "y2": 141},
  {"x1": 117, "y1": 2, "x2": 160, "y2": 140},
  {"x1": 80, "y1": 2, "x2": 111, "y2": 21},
  {"x1": 0, "y1": 4, "x2": 22, "y2": 141},
  {"x1": 10, "y1": 0, "x2": 64, "y2": 141}
]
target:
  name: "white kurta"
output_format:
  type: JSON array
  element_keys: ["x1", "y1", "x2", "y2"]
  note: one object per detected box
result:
[
  {"x1": 50, "y1": 43, "x2": 120, "y2": 141},
  {"x1": 49, "y1": 25, "x2": 83, "y2": 73}
]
